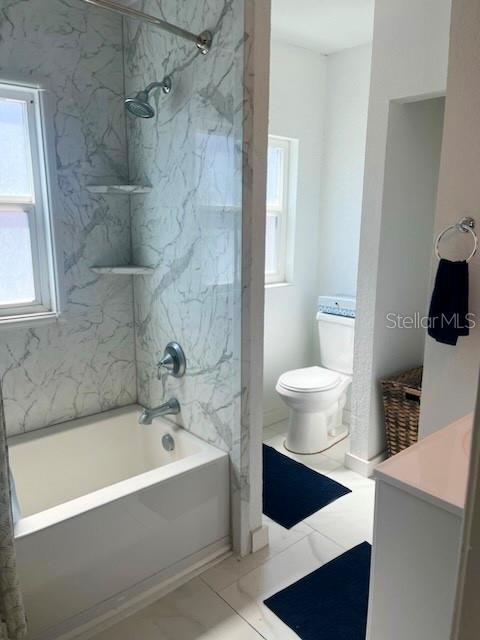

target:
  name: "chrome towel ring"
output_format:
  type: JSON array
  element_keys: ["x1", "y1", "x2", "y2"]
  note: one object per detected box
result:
[{"x1": 435, "y1": 216, "x2": 478, "y2": 263}]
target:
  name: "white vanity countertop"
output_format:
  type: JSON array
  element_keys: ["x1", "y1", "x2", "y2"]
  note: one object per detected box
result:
[{"x1": 374, "y1": 414, "x2": 473, "y2": 516}]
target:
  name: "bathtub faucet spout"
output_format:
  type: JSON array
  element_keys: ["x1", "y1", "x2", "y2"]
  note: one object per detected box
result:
[{"x1": 138, "y1": 398, "x2": 181, "y2": 425}]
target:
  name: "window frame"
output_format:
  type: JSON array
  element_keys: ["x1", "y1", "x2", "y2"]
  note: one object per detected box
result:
[
  {"x1": 265, "y1": 135, "x2": 298, "y2": 286},
  {"x1": 0, "y1": 81, "x2": 61, "y2": 322}
]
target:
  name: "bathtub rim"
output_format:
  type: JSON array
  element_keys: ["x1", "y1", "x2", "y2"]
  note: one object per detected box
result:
[{"x1": 9, "y1": 405, "x2": 228, "y2": 540}]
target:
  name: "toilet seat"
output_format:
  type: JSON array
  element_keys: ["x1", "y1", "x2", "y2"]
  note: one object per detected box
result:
[{"x1": 277, "y1": 366, "x2": 340, "y2": 393}]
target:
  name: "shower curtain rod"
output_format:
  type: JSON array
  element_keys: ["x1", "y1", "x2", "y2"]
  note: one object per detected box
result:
[{"x1": 80, "y1": 0, "x2": 213, "y2": 54}]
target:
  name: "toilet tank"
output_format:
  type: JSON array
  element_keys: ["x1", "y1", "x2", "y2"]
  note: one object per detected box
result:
[{"x1": 317, "y1": 296, "x2": 356, "y2": 375}]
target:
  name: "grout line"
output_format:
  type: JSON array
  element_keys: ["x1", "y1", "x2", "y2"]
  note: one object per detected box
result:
[
  {"x1": 302, "y1": 522, "x2": 350, "y2": 551},
  {"x1": 207, "y1": 523, "x2": 344, "y2": 594},
  {"x1": 198, "y1": 522, "x2": 312, "y2": 594},
  {"x1": 206, "y1": 527, "x2": 353, "y2": 640},
  {"x1": 200, "y1": 579, "x2": 269, "y2": 640},
  {"x1": 263, "y1": 418, "x2": 289, "y2": 428}
]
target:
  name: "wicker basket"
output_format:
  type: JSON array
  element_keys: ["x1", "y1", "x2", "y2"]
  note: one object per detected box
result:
[{"x1": 381, "y1": 367, "x2": 423, "y2": 457}]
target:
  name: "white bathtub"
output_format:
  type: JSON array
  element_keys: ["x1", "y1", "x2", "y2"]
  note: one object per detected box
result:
[{"x1": 8, "y1": 406, "x2": 230, "y2": 640}]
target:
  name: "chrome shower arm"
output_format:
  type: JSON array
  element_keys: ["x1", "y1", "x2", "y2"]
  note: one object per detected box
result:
[
  {"x1": 144, "y1": 81, "x2": 164, "y2": 95},
  {"x1": 144, "y1": 78, "x2": 171, "y2": 95},
  {"x1": 80, "y1": 0, "x2": 213, "y2": 54}
]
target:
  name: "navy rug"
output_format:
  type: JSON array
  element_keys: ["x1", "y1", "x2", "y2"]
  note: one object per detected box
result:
[
  {"x1": 264, "y1": 542, "x2": 372, "y2": 640},
  {"x1": 263, "y1": 444, "x2": 351, "y2": 529}
]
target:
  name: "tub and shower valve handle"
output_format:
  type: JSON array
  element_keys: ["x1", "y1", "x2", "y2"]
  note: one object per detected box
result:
[{"x1": 158, "y1": 342, "x2": 187, "y2": 378}]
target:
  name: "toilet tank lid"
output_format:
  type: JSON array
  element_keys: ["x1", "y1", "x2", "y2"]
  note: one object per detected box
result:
[{"x1": 318, "y1": 295, "x2": 356, "y2": 318}]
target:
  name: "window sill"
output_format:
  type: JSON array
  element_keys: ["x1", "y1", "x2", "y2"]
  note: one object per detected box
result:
[
  {"x1": 265, "y1": 281, "x2": 294, "y2": 290},
  {"x1": 0, "y1": 311, "x2": 61, "y2": 330}
]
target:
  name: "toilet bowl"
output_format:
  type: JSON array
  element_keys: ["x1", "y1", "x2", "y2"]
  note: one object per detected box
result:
[
  {"x1": 276, "y1": 366, "x2": 351, "y2": 454},
  {"x1": 276, "y1": 298, "x2": 355, "y2": 454}
]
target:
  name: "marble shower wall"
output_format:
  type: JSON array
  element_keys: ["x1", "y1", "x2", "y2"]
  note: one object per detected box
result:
[
  {"x1": 0, "y1": 0, "x2": 253, "y2": 550},
  {"x1": 125, "y1": 0, "x2": 246, "y2": 543},
  {"x1": 0, "y1": 0, "x2": 136, "y2": 436}
]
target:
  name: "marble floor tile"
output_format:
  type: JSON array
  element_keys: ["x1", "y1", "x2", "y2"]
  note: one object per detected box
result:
[
  {"x1": 264, "y1": 433, "x2": 342, "y2": 475},
  {"x1": 219, "y1": 531, "x2": 344, "y2": 640},
  {"x1": 305, "y1": 485, "x2": 376, "y2": 548},
  {"x1": 262, "y1": 419, "x2": 288, "y2": 442},
  {"x1": 263, "y1": 422, "x2": 351, "y2": 465},
  {"x1": 325, "y1": 464, "x2": 375, "y2": 491},
  {"x1": 322, "y1": 435, "x2": 351, "y2": 464},
  {"x1": 201, "y1": 515, "x2": 312, "y2": 592},
  {"x1": 89, "y1": 578, "x2": 263, "y2": 640},
  {"x1": 266, "y1": 433, "x2": 373, "y2": 491}
]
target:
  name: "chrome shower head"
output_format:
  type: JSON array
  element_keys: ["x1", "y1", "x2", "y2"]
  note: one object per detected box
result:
[
  {"x1": 125, "y1": 92, "x2": 155, "y2": 118},
  {"x1": 125, "y1": 76, "x2": 172, "y2": 119}
]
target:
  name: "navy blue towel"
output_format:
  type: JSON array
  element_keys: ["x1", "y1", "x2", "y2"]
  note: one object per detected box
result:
[
  {"x1": 428, "y1": 258, "x2": 469, "y2": 345},
  {"x1": 263, "y1": 444, "x2": 351, "y2": 529},
  {"x1": 264, "y1": 542, "x2": 372, "y2": 640}
]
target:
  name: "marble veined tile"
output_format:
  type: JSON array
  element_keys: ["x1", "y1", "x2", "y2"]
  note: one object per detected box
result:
[
  {"x1": 219, "y1": 532, "x2": 344, "y2": 640},
  {"x1": 86, "y1": 185, "x2": 152, "y2": 194},
  {"x1": 262, "y1": 419, "x2": 289, "y2": 442},
  {"x1": 201, "y1": 515, "x2": 312, "y2": 593},
  {"x1": 305, "y1": 485, "x2": 376, "y2": 548},
  {"x1": 324, "y1": 465, "x2": 375, "y2": 492},
  {"x1": 90, "y1": 578, "x2": 262, "y2": 640},
  {"x1": 124, "y1": 0, "x2": 248, "y2": 551},
  {"x1": 262, "y1": 436, "x2": 375, "y2": 548},
  {"x1": 0, "y1": 0, "x2": 136, "y2": 434},
  {"x1": 264, "y1": 433, "x2": 342, "y2": 475},
  {"x1": 90, "y1": 266, "x2": 154, "y2": 275},
  {"x1": 322, "y1": 435, "x2": 351, "y2": 464}
]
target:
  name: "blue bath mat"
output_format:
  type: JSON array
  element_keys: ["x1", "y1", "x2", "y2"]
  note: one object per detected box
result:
[
  {"x1": 264, "y1": 542, "x2": 372, "y2": 640},
  {"x1": 262, "y1": 444, "x2": 351, "y2": 529}
]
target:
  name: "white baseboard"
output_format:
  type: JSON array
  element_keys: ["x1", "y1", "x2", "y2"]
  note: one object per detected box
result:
[
  {"x1": 263, "y1": 406, "x2": 289, "y2": 427},
  {"x1": 251, "y1": 524, "x2": 269, "y2": 553},
  {"x1": 345, "y1": 450, "x2": 387, "y2": 478},
  {"x1": 38, "y1": 538, "x2": 231, "y2": 640}
]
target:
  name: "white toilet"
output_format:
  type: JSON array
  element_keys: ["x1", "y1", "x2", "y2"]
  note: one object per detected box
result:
[{"x1": 276, "y1": 297, "x2": 355, "y2": 454}]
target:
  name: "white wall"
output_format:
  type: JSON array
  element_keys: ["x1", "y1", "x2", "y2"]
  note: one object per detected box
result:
[
  {"x1": 264, "y1": 39, "x2": 372, "y2": 426},
  {"x1": 418, "y1": 0, "x2": 480, "y2": 439},
  {"x1": 318, "y1": 44, "x2": 372, "y2": 296},
  {"x1": 350, "y1": 0, "x2": 452, "y2": 464},
  {"x1": 263, "y1": 40, "x2": 327, "y2": 425},
  {"x1": 371, "y1": 96, "x2": 445, "y2": 436},
  {"x1": 405, "y1": 2, "x2": 480, "y2": 634}
]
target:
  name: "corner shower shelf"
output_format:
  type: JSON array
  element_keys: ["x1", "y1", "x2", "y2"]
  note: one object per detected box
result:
[
  {"x1": 86, "y1": 185, "x2": 152, "y2": 195},
  {"x1": 90, "y1": 266, "x2": 154, "y2": 275}
]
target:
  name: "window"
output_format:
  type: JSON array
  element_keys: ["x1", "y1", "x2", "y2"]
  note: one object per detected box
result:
[
  {"x1": 0, "y1": 83, "x2": 59, "y2": 322},
  {"x1": 265, "y1": 135, "x2": 297, "y2": 285}
]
